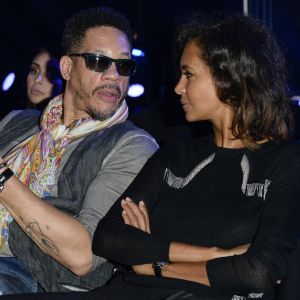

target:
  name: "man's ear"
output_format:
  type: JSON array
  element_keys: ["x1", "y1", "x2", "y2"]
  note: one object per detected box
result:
[{"x1": 60, "y1": 55, "x2": 73, "y2": 80}]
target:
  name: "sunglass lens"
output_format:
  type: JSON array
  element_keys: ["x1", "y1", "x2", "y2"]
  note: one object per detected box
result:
[
  {"x1": 86, "y1": 55, "x2": 111, "y2": 72},
  {"x1": 84, "y1": 54, "x2": 136, "y2": 76},
  {"x1": 117, "y1": 61, "x2": 136, "y2": 76}
]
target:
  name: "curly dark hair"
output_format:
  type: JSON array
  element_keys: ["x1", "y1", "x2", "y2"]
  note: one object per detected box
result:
[
  {"x1": 62, "y1": 6, "x2": 133, "y2": 54},
  {"x1": 174, "y1": 13, "x2": 294, "y2": 144}
]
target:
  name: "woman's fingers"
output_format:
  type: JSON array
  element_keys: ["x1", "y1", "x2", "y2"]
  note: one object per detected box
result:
[
  {"x1": 121, "y1": 197, "x2": 148, "y2": 232},
  {"x1": 233, "y1": 243, "x2": 250, "y2": 255},
  {"x1": 127, "y1": 198, "x2": 148, "y2": 231},
  {"x1": 139, "y1": 201, "x2": 151, "y2": 233},
  {"x1": 226, "y1": 243, "x2": 250, "y2": 256},
  {"x1": 216, "y1": 243, "x2": 251, "y2": 259},
  {"x1": 122, "y1": 210, "x2": 131, "y2": 225},
  {"x1": 121, "y1": 198, "x2": 139, "y2": 227}
]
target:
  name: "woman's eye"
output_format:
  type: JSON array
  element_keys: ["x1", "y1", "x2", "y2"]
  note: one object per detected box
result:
[
  {"x1": 29, "y1": 68, "x2": 40, "y2": 77},
  {"x1": 183, "y1": 71, "x2": 192, "y2": 79}
]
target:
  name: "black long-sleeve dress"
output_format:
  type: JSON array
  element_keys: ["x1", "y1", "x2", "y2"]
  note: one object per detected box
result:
[
  {"x1": 5, "y1": 136, "x2": 299, "y2": 300},
  {"x1": 91, "y1": 136, "x2": 300, "y2": 300}
]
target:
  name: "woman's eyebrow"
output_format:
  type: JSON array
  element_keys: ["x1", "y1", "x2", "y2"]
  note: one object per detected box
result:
[{"x1": 31, "y1": 62, "x2": 41, "y2": 68}]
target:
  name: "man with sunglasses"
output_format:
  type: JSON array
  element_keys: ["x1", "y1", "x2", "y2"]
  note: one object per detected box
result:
[{"x1": 0, "y1": 6, "x2": 158, "y2": 295}]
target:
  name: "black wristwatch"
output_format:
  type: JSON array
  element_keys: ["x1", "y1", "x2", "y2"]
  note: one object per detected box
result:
[
  {"x1": 152, "y1": 261, "x2": 168, "y2": 276},
  {"x1": 0, "y1": 168, "x2": 14, "y2": 192}
]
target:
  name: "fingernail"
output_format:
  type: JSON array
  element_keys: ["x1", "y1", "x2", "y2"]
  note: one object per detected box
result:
[
  {"x1": 121, "y1": 199, "x2": 126, "y2": 205},
  {"x1": 140, "y1": 201, "x2": 145, "y2": 206},
  {"x1": 126, "y1": 198, "x2": 132, "y2": 202},
  {"x1": 122, "y1": 210, "x2": 127, "y2": 215}
]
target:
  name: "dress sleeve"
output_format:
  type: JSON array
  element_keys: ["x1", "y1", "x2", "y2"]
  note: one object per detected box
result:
[
  {"x1": 207, "y1": 143, "x2": 300, "y2": 294},
  {"x1": 92, "y1": 144, "x2": 172, "y2": 265}
]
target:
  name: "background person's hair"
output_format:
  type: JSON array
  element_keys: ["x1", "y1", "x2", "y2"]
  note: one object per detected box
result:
[
  {"x1": 174, "y1": 13, "x2": 294, "y2": 145},
  {"x1": 62, "y1": 6, "x2": 133, "y2": 54}
]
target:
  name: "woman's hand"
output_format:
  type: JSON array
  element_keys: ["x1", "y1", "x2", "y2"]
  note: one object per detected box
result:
[
  {"x1": 120, "y1": 197, "x2": 153, "y2": 275},
  {"x1": 169, "y1": 242, "x2": 250, "y2": 263},
  {"x1": 120, "y1": 197, "x2": 250, "y2": 279},
  {"x1": 121, "y1": 197, "x2": 151, "y2": 234},
  {"x1": 220, "y1": 243, "x2": 250, "y2": 257}
]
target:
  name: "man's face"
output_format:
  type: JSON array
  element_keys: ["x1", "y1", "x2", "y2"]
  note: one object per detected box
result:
[{"x1": 66, "y1": 26, "x2": 132, "y2": 121}]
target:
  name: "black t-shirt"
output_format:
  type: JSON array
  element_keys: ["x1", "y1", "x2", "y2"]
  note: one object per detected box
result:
[{"x1": 93, "y1": 136, "x2": 300, "y2": 299}]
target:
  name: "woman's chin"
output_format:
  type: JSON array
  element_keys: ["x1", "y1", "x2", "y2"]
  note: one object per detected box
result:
[
  {"x1": 185, "y1": 113, "x2": 199, "y2": 123},
  {"x1": 29, "y1": 96, "x2": 46, "y2": 105}
]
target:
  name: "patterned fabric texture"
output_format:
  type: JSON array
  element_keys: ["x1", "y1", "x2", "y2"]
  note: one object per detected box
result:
[{"x1": 0, "y1": 94, "x2": 128, "y2": 253}]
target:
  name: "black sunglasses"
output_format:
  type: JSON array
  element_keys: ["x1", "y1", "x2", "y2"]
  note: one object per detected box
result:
[{"x1": 68, "y1": 53, "x2": 136, "y2": 76}]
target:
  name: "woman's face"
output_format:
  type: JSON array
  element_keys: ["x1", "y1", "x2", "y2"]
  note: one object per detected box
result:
[
  {"x1": 26, "y1": 51, "x2": 56, "y2": 104},
  {"x1": 175, "y1": 40, "x2": 229, "y2": 123}
]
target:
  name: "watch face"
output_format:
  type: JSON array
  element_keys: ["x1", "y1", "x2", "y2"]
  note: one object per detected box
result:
[
  {"x1": 152, "y1": 261, "x2": 168, "y2": 276},
  {"x1": 156, "y1": 262, "x2": 168, "y2": 267}
]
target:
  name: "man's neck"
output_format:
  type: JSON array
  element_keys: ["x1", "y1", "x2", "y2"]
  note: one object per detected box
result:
[{"x1": 61, "y1": 90, "x2": 91, "y2": 126}]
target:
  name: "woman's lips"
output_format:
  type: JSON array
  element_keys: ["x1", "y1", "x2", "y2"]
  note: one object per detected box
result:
[
  {"x1": 181, "y1": 101, "x2": 190, "y2": 109},
  {"x1": 30, "y1": 88, "x2": 45, "y2": 95}
]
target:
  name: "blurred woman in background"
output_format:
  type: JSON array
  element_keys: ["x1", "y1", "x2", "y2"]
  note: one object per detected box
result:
[{"x1": 26, "y1": 47, "x2": 63, "y2": 110}]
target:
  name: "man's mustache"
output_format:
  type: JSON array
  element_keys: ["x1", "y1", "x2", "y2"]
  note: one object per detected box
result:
[{"x1": 92, "y1": 84, "x2": 121, "y2": 98}]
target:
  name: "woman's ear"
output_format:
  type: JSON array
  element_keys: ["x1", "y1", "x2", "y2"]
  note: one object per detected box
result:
[{"x1": 60, "y1": 55, "x2": 73, "y2": 80}]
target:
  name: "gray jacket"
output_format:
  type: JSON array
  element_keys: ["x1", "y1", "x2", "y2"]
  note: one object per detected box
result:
[{"x1": 0, "y1": 109, "x2": 158, "y2": 292}]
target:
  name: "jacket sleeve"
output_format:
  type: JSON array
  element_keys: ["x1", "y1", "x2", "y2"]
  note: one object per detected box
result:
[
  {"x1": 77, "y1": 131, "x2": 158, "y2": 268},
  {"x1": 92, "y1": 144, "x2": 172, "y2": 265},
  {"x1": 8, "y1": 130, "x2": 159, "y2": 291}
]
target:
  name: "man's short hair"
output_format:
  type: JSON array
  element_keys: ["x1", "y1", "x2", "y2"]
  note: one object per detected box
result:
[{"x1": 62, "y1": 6, "x2": 133, "y2": 54}]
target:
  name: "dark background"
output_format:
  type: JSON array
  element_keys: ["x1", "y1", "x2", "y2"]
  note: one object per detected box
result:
[{"x1": 0, "y1": 0, "x2": 300, "y2": 137}]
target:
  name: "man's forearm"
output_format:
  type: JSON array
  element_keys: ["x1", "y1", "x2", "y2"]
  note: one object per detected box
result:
[{"x1": 0, "y1": 174, "x2": 93, "y2": 276}]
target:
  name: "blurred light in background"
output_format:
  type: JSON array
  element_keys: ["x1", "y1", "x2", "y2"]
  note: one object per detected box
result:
[
  {"x1": 128, "y1": 83, "x2": 145, "y2": 98},
  {"x1": 132, "y1": 48, "x2": 145, "y2": 57},
  {"x1": 291, "y1": 95, "x2": 300, "y2": 107},
  {"x1": 2, "y1": 72, "x2": 15, "y2": 92}
]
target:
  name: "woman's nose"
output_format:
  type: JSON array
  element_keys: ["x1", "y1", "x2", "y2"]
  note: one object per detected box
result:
[
  {"x1": 174, "y1": 76, "x2": 185, "y2": 95},
  {"x1": 35, "y1": 73, "x2": 44, "y2": 83}
]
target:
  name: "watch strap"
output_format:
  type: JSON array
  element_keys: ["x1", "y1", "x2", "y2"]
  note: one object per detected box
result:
[
  {"x1": 152, "y1": 261, "x2": 168, "y2": 276},
  {"x1": 0, "y1": 162, "x2": 7, "y2": 169},
  {"x1": 0, "y1": 168, "x2": 14, "y2": 192}
]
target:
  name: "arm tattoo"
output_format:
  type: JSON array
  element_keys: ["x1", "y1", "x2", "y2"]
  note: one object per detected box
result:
[{"x1": 25, "y1": 220, "x2": 60, "y2": 256}]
